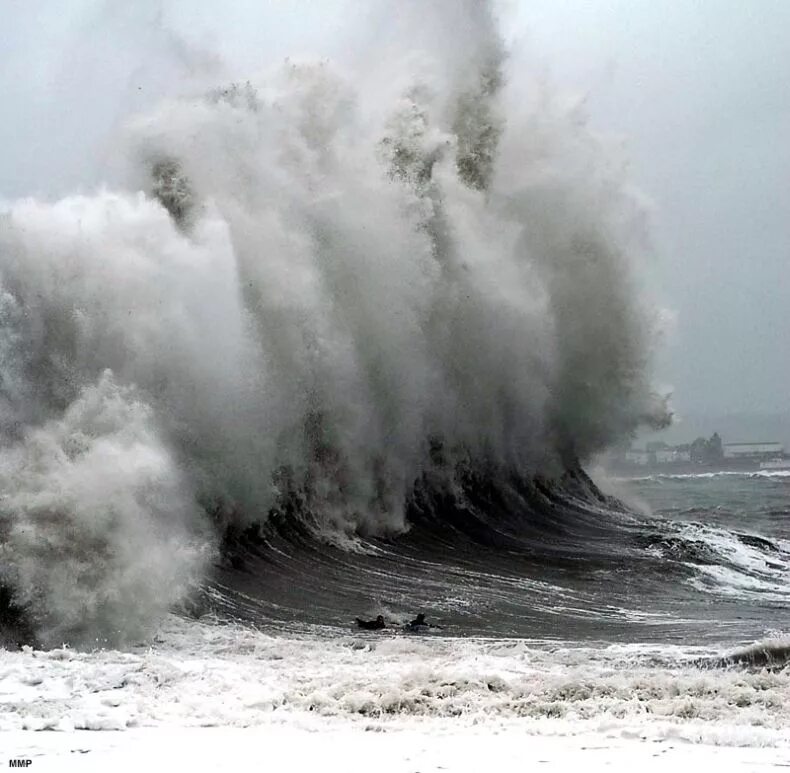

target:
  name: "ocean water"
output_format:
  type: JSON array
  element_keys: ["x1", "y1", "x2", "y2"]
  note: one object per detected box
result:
[
  {"x1": 205, "y1": 469, "x2": 790, "y2": 648},
  {"x1": 3, "y1": 471, "x2": 789, "y2": 754},
  {"x1": 609, "y1": 470, "x2": 790, "y2": 641},
  {"x1": 2, "y1": 2, "x2": 788, "y2": 762}
]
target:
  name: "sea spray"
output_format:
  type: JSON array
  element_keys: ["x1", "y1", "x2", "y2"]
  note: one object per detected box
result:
[{"x1": 0, "y1": 0, "x2": 668, "y2": 645}]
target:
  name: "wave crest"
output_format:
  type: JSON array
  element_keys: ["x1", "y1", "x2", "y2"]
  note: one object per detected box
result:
[{"x1": 0, "y1": 0, "x2": 668, "y2": 644}]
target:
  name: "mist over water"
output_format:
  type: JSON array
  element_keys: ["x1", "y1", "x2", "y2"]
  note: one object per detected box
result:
[{"x1": 0, "y1": 0, "x2": 669, "y2": 646}]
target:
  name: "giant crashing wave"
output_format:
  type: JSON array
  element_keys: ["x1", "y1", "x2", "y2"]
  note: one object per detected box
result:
[{"x1": 0, "y1": 1, "x2": 672, "y2": 649}]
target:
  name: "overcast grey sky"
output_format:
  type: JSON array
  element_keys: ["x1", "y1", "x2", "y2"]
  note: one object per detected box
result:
[
  {"x1": 2, "y1": 0, "x2": 788, "y2": 425},
  {"x1": 511, "y1": 0, "x2": 790, "y2": 423}
]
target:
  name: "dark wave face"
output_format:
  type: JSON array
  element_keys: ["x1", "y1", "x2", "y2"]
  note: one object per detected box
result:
[{"x1": 205, "y1": 468, "x2": 790, "y2": 648}]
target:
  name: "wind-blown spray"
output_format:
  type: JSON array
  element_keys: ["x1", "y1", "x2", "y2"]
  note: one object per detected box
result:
[{"x1": 0, "y1": 0, "x2": 668, "y2": 646}]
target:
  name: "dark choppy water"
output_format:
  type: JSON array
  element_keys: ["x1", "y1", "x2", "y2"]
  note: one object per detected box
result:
[
  {"x1": 623, "y1": 470, "x2": 790, "y2": 538},
  {"x1": 206, "y1": 470, "x2": 790, "y2": 647}
]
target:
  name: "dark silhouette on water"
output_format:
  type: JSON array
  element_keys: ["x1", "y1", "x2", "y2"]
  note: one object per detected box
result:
[
  {"x1": 404, "y1": 613, "x2": 443, "y2": 633},
  {"x1": 355, "y1": 615, "x2": 386, "y2": 630}
]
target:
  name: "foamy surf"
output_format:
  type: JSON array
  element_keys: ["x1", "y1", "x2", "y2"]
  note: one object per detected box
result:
[{"x1": 2, "y1": 616, "x2": 789, "y2": 737}]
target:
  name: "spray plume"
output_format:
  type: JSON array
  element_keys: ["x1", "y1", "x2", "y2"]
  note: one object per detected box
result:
[{"x1": 0, "y1": 0, "x2": 668, "y2": 645}]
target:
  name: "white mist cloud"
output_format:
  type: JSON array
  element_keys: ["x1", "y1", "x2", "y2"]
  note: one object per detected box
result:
[{"x1": 1, "y1": 0, "x2": 676, "y2": 644}]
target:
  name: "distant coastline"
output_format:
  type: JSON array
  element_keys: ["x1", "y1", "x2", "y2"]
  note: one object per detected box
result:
[
  {"x1": 608, "y1": 432, "x2": 789, "y2": 476},
  {"x1": 608, "y1": 460, "x2": 790, "y2": 477}
]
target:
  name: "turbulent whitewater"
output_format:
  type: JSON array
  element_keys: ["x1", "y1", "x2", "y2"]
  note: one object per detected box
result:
[{"x1": 0, "y1": 0, "x2": 678, "y2": 648}]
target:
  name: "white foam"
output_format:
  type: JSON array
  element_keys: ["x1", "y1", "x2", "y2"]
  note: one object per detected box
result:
[
  {"x1": 672, "y1": 523, "x2": 790, "y2": 601},
  {"x1": 618, "y1": 470, "x2": 790, "y2": 482},
  {"x1": 1, "y1": 616, "x2": 789, "y2": 751}
]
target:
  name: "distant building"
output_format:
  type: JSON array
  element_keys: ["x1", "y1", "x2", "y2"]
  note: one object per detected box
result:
[
  {"x1": 723, "y1": 442, "x2": 784, "y2": 459},
  {"x1": 625, "y1": 450, "x2": 649, "y2": 465},
  {"x1": 615, "y1": 436, "x2": 785, "y2": 471},
  {"x1": 654, "y1": 449, "x2": 691, "y2": 464}
]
